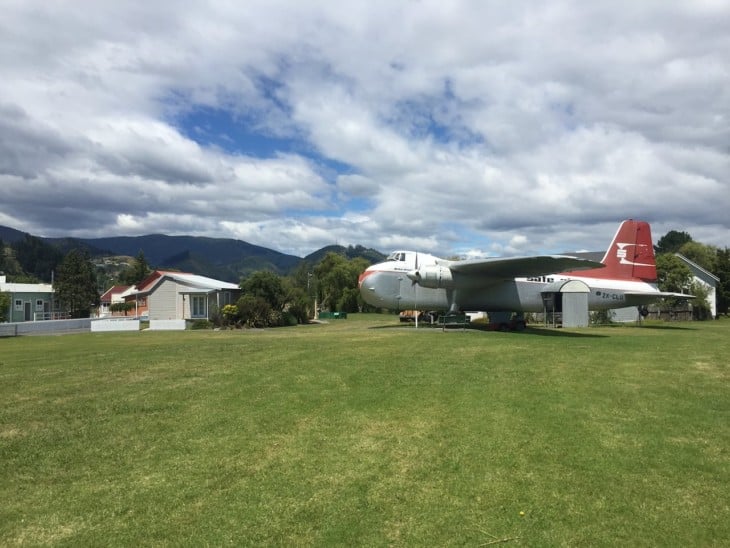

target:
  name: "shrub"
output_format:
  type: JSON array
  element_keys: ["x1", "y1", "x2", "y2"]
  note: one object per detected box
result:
[
  {"x1": 591, "y1": 309, "x2": 614, "y2": 325},
  {"x1": 189, "y1": 319, "x2": 212, "y2": 330}
]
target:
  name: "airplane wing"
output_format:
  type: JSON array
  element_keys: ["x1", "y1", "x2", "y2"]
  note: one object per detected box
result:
[
  {"x1": 623, "y1": 291, "x2": 695, "y2": 307},
  {"x1": 447, "y1": 255, "x2": 604, "y2": 279}
]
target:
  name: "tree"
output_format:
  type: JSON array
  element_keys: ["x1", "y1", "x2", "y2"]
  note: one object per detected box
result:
[
  {"x1": 119, "y1": 250, "x2": 152, "y2": 286},
  {"x1": 284, "y1": 281, "x2": 311, "y2": 324},
  {"x1": 236, "y1": 271, "x2": 288, "y2": 327},
  {"x1": 656, "y1": 254, "x2": 693, "y2": 294},
  {"x1": 0, "y1": 292, "x2": 10, "y2": 323},
  {"x1": 714, "y1": 247, "x2": 730, "y2": 315},
  {"x1": 11, "y1": 234, "x2": 63, "y2": 282},
  {"x1": 314, "y1": 253, "x2": 369, "y2": 312},
  {"x1": 240, "y1": 271, "x2": 286, "y2": 311},
  {"x1": 654, "y1": 230, "x2": 692, "y2": 254},
  {"x1": 55, "y1": 249, "x2": 100, "y2": 318},
  {"x1": 236, "y1": 294, "x2": 271, "y2": 328},
  {"x1": 677, "y1": 241, "x2": 717, "y2": 272},
  {"x1": 688, "y1": 281, "x2": 712, "y2": 320}
]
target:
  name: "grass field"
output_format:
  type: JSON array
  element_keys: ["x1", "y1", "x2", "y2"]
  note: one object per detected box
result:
[{"x1": 1, "y1": 316, "x2": 729, "y2": 546}]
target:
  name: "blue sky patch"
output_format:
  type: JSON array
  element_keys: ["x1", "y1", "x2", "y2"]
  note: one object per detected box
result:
[{"x1": 175, "y1": 105, "x2": 301, "y2": 157}]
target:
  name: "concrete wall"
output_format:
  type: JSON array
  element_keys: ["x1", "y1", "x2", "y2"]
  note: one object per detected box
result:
[
  {"x1": 91, "y1": 318, "x2": 141, "y2": 332},
  {"x1": 148, "y1": 319, "x2": 186, "y2": 331},
  {"x1": 1, "y1": 318, "x2": 91, "y2": 336}
]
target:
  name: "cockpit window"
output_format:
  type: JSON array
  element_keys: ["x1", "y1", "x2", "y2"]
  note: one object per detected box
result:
[{"x1": 387, "y1": 252, "x2": 406, "y2": 262}]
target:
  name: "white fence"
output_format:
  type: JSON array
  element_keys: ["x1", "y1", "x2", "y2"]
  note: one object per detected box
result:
[
  {"x1": 148, "y1": 319, "x2": 186, "y2": 331},
  {"x1": 91, "y1": 318, "x2": 141, "y2": 332},
  {"x1": 2, "y1": 318, "x2": 191, "y2": 336},
  {"x1": 1, "y1": 318, "x2": 91, "y2": 337}
]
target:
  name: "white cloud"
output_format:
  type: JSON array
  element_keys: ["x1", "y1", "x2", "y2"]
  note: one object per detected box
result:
[{"x1": 0, "y1": 0, "x2": 729, "y2": 258}]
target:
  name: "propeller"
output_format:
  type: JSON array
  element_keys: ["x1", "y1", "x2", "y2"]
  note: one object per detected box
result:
[
  {"x1": 413, "y1": 252, "x2": 418, "y2": 328},
  {"x1": 408, "y1": 252, "x2": 421, "y2": 286}
]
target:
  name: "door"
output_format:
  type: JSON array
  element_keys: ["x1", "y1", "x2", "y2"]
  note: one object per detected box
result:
[{"x1": 24, "y1": 301, "x2": 32, "y2": 321}]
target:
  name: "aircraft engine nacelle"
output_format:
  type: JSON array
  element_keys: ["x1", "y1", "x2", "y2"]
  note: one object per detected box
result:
[{"x1": 407, "y1": 265, "x2": 455, "y2": 289}]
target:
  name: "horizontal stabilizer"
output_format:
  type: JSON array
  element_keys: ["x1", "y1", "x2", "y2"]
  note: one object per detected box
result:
[{"x1": 623, "y1": 291, "x2": 695, "y2": 307}]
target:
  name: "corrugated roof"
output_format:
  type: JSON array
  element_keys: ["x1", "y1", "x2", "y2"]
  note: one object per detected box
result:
[
  {"x1": 167, "y1": 272, "x2": 239, "y2": 290},
  {"x1": 675, "y1": 253, "x2": 720, "y2": 282},
  {"x1": 0, "y1": 281, "x2": 54, "y2": 294},
  {"x1": 130, "y1": 270, "x2": 238, "y2": 295}
]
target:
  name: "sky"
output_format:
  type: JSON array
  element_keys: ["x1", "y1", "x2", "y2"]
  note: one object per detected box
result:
[{"x1": 1, "y1": 1, "x2": 729, "y2": 259}]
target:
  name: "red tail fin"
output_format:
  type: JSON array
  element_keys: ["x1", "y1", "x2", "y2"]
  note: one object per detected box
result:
[
  {"x1": 570, "y1": 220, "x2": 657, "y2": 282},
  {"x1": 577, "y1": 220, "x2": 657, "y2": 281}
]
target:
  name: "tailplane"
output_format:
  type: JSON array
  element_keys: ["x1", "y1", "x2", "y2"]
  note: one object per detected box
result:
[{"x1": 574, "y1": 220, "x2": 658, "y2": 282}]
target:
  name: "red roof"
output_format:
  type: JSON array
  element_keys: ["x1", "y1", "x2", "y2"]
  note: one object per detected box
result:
[
  {"x1": 100, "y1": 285, "x2": 131, "y2": 303},
  {"x1": 135, "y1": 270, "x2": 193, "y2": 292}
]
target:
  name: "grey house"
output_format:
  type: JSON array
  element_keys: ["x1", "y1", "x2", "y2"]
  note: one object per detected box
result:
[
  {"x1": 0, "y1": 275, "x2": 55, "y2": 322},
  {"x1": 126, "y1": 270, "x2": 241, "y2": 323}
]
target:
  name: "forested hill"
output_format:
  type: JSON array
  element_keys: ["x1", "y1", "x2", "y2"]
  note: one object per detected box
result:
[
  {"x1": 68, "y1": 234, "x2": 301, "y2": 276},
  {"x1": 0, "y1": 225, "x2": 384, "y2": 283}
]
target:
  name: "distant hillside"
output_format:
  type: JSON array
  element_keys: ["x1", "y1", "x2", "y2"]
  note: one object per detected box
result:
[
  {"x1": 304, "y1": 244, "x2": 386, "y2": 265},
  {"x1": 68, "y1": 234, "x2": 302, "y2": 282},
  {"x1": 45, "y1": 237, "x2": 113, "y2": 258},
  {"x1": 1, "y1": 225, "x2": 385, "y2": 283},
  {"x1": 0, "y1": 225, "x2": 28, "y2": 244}
]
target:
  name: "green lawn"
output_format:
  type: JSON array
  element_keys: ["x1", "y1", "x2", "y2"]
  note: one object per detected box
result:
[{"x1": 1, "y1": 316, "x2": 729, "y2": 546}]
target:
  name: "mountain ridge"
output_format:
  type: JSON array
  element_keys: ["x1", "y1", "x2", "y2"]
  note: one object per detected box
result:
[{"x1": 0, "y1": 225, "x2": 385, "y2": 283}]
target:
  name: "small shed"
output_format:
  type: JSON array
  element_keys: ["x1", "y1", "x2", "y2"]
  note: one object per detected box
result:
[{"x1": 542, "y1": 279, "x2": 591, "y2": 327}]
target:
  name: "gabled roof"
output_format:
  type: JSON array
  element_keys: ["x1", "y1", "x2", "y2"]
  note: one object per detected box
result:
[
  {"x1": 100, "y1": 285, "x2": 131, "y2": 303},
  {"x1": 131, "y1": 270, "x2": 239, "y2": 296},
  {"x1": 675, "y1": 253, "x2": 720, "y2": 283}
]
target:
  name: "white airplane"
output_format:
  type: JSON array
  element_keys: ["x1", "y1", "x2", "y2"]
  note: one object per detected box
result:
[{"x1": 359, "y1": 219, "x2": 690, "y2": 328}]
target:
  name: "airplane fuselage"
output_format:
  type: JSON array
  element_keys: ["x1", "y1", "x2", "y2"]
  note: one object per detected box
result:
[
  {"x1": 359, "y1": 221, "x2": 683, "y2": 319},
  {"x1": 360, "y1": 268, "x2": 659, "y2": 313}
]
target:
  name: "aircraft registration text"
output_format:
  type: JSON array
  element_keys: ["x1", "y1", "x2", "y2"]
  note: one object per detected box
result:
[{"x1": 596, "y1": 291, "x2": 625, "y2": 301}]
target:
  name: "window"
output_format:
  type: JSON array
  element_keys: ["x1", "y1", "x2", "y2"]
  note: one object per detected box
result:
[
  {"x1": 15, "y1": 300, "x2": 22, "y2": 311},
  {"x1": 36, "y1": 300, "x2": 44, "y2": 311},
  {"x1": 191, "y1": 295, "x2": 207, "y2": 318}
]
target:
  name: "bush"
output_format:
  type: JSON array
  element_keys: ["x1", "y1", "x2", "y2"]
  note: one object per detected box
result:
[
  {"x1": 590, "y1": 309, "x2": 614, "y2": 325},
  {"x1": 237, "y1": 295, "x2": 271, "y2": 328},
  {"x1": 189, "y1": 319, "x2": 212, "y2": 330},
  {"x1": 220, "y1": 304, "x2": 239, "y2": 327}
]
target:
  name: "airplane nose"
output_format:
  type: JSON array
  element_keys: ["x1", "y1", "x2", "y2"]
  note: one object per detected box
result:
[
  {"x1": 358, "y1": 269, "x2": 372, "y2": 287},
  {"x1": 358, "y1": 270, "x2": 392, "y2": 307}
]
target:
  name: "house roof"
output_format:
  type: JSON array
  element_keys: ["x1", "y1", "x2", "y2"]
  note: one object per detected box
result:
[
  {"x1": 100, "y1": 285, "x2": 131, "y2": 302},
  {"x1": 675, "y1": 253, "x2": 720, "y2": 283},
  {"x1": 0, "y1": 280, "x2": 54, "y2": 294},
  {"x1": 131, "y1": 270, "x2": 239, "y2": 296}
]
